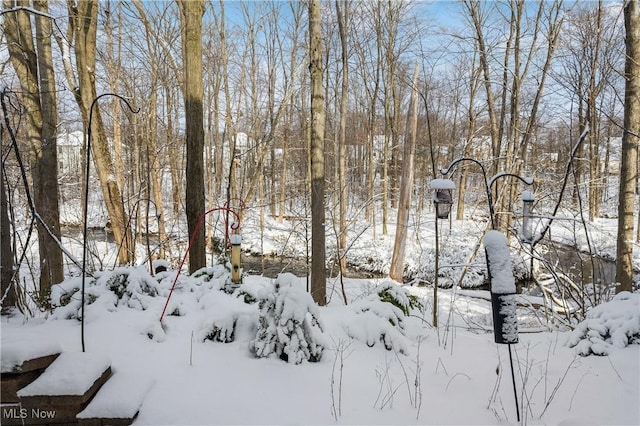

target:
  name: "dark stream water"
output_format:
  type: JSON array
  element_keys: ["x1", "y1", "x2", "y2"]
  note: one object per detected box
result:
[
  {"x1": 538, "y1": 243, "x2": 617, "y2": 286},
  {"x1": 241, "y1": 254, "x2": 383, "y2": 279},
  {"x1": 64, "y1": 225, "x2": 382, "y2": 279},
  {"x1": 64, "y1": 226, "x2": 621, "y2": 287}
]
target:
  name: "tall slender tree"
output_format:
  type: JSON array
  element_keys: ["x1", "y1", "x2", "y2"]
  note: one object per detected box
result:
[
  {"x1": 177, "y1": 0, "x2": 206, "y2": 273},
  {"x1": 1, "y1": 161, "x2": 15, "y2": 309},
  {"x1": 389, "y1": 65, "x2": 419, "y2": 282},
  {"x1": 335, "y1": 0, "x2": 349, "y2": 279},
  {"x1": 309, "y1": 0, "x2": 326, "y2": 305},
  {"x1": 64, "y1": 0, "x2": 134, "y2": 266},
  {"x1": 615, "y1": 0, "x2": 639, "y2": 293},
  {"x1": 2, "y1": 0, "x2": 63, "y2": 304}
]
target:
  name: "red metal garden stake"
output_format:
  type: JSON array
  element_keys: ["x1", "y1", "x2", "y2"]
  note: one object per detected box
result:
[{"x1": 159, "y1": 207, "x2": 240, "y2": 322}]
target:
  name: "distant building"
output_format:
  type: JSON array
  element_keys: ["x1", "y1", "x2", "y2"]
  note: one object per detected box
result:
[{"x1": 57, "y1": 130, "x2": 84, "y2": 177}]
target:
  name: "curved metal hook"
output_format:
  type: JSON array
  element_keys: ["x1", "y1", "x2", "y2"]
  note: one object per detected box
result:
[
  {"x1": 81, "y1": 93, "x2": 139, "y2": 352},
  {"x1": 440, "y1": 157, "x2": 494, "y2": 228},
  {"x1": 488, "y1": 172, "x2": 533, "y2": 192}
]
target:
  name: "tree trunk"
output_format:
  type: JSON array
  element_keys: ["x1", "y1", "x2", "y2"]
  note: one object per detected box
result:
[
  {"x1": 147, "y1": 86, "x2": 167, "y2": 260},
  {"x1": 588, "y1": 1, "x2": 604, "y2": 221},
  {"x1": 1, "y1": 160, "x2": 16, "y2": 310},
  {"x1": 389, "y1": 65, "x2": 419, "y2": 282},
  {"x1": 336, "y1": 0, "x2": 349, "y2": 277},
  {"x1": 309, "y1": 0, "x2": 326, "y2": 305},
  {"x1": 166, "y1": 88, "x2": 182, "y2": 216},
  {"x1": 615, "y1": 0, "x2": 639, "y2": 293},
  {"x1": 69, "y1": 0, "x2": 134, "y2": 265},
  {"x1": 464, "y1": 0, "x2": 501, "y2": 178},
  {"x1": 177, "y1": 0, "x2": 206, "y2": 273},
  {"x1": 3, "y1": 0, "x2": 64, "y2": 303},
  {"x1": 34, "y1": 0, "x2": 64, "y2": 292},
  {"x1": 104, "y1": 2, "x2": 125, "y2": 191}
]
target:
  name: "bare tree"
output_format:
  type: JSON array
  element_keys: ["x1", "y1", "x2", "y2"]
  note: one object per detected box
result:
[
  {"x1": 335, "y1": 0, "x2": 349, "y2": 278},
  {"x1": 615, "y1": 0, "x2": 639, "y2": 293},
  {"x1": 177, "y1": 0, "x2": 206, "y2": 273},
  {"x1": 2, "y1": 0, "x2": 63, "y2": 303},
  {"x1": 1, "y1": 160, "x2": 16, "y2": 309},
  {"x1": 64, "y1": 0, "x2": 134, "y2": 265},
  {"x1": 462, "y1": 0, "x2": 566, "y2": 232},
  {"x1": 389, "y1": 65, "x2": 419, "y2": 282},
  {"x1": 309, "y1": 0, "x2": 326, "y2": 305}
]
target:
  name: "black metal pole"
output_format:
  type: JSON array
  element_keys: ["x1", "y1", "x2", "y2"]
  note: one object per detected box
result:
[
  {"x1": 81, "y1": 93, "x2": 139, "y2": 352},
  {"x1": 508, "y1": 343, "x2": 521, "y2": 422},
  {"x1": 434, "y1": 208, "x2": 439, "y2": 327},
  {"x1": 441, "y1": 158, "x2": 532, "y2": 423}
]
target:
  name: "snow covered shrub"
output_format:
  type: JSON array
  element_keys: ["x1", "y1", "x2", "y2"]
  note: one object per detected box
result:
[
  {"x1": 202, "y1": 318, "x2": 237, "y2": 343},
  {"x1": 345, "y1": 299, "x2": 409, "y2": 354},
  {"x1": 567, "y1": 292, "x2": 640, "y2": 356},
  {"x1": 343, "y1": 281, "x2": 419, "y2": 354},
  {"x1": 250, "y1": 273, "x2": 325, "y2": 364},
  {"x1": 51, "y1": 277, "x2": 83, "y2": 307},
  {"x1": 50, "y1": 266, "x2": 162, "y2": 318},
  {"x1": 233, "y1": 281, "x2": 263, "y2": 305},
  {"x1": 377, "y1": 281, "x2": 423, "y2": 316},
  {"x1": 103, "y1": 267, "x2": 159, "y2": 300},
  {"x1": 190, "y1": 260, "x2": 241, "y2": 294},
  {"x1": 50, "y1": 277, "x2": 99, "y2": 319},
  {"x1": 197, "y1": 289, "x2": 257, "y2": 344},
  {"x1": 97, "y1": 267, "x2": 160, "y2": 310},
  {"x1": 191, "y1": 264, "x2": 229, "y2": 286}
]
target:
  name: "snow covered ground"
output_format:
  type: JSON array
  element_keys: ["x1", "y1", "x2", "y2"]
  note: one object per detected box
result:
[
  {"x1": 2, "y1": 205, "x2": 639, "y2": 425},
  {"x1": 2, "y1": 267, "x2": 639, "y2": 425}
]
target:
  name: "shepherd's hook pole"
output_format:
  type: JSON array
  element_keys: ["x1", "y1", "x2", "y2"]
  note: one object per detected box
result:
[
  {"x1": 81, "y1": 93, "x2": 139, "y2": 353},
  {"x1": 442, "y1": 158, "x2": 530, "y2": 423}
]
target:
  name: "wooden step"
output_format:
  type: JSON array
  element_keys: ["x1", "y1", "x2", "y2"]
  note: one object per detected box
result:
[
  {"x1": 3, "y1": 352, "x2": 112, "y2": 425},
  {"x1": 77, "y1": 372, "x2": 154, "y2": 426},
  {"x1": 1, "y1": 340, "x2": 62, "y2": 404}
]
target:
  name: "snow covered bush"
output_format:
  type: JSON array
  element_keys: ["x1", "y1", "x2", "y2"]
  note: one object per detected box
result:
[
  {"x1": 250, "y1": 274, "x2": 326, "y2": 364},
  {"x1": 567, "y1": 292, "x2": 640, "y2": 356},
  {"x1": 197, "y1": 288, "x2": 257, "y2": 344},
  {"x1": 50, "y1": 277, "x2": 98, "y2": 319},
  {"x1": 191, "y1": 259, "x2": 241, "y2": 294},
  {"x1": 343, "y1": 281, "x2": 421, "y2": 354},
  {"x1": 377, "y1": 281, "x2": 423, "y2": 316},
  {"x1": 345, "y1": 300, "x2": 409, "y2": 354},
  {"x1": 191, "y1": 264, "x2": 230, "y2": 287},
  {"x1": 102, "y1": 266, "x2": 159, "y2": 301},
  {"x1": 50, "y1": 266, "x2": 162, "y2": 318}
]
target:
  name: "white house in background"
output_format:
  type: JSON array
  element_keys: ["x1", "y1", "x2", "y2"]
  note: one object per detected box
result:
[
  {"x1": 57, "y1": 130, "x2": 84, "y2": 177},
  {"x1": 602, "y1": 136, "x2": 622, "y2": 174},
  {"x1": 235, "y1": 132, "x2": 248, "y2": 151}
]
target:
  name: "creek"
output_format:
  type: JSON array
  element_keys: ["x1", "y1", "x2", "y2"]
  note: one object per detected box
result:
[
  {"x1": 536, "y1": 242, "x2": 618, "y2": 287},
  {"x1": 62, "y1": 226, "x2": 621, "y2": 287}
]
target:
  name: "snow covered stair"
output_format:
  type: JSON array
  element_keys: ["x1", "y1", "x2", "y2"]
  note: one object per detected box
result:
[
  {"x1": 1, "y1": 340, "x2": 62, "y2": 403},
  {"x1": 12, "y1": 352, "x2": 111, "y2": 425},
  {"x1": 77, "y1": 372, "x2": 154, "y2": 426}
]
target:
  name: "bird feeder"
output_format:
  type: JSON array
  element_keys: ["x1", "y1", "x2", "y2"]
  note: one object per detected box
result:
[
  {"x1": 521, "y1": 190, "x2": 535, "y2": 243},
  {"x1": 430, "y1": 179, "x2": 455, "y2": 220},
  {"x1": 230, "y1": 232, "x2": 242, "y2": 284},
  {"x1": 484, "y1": 230, "x2": 518, "y2": 345}
]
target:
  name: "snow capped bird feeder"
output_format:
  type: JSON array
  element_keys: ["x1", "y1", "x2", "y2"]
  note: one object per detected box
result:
[
  {"x1": 521, "y1": 190, "x2": 535, "y2": 243},
  {"x1": 230, "y1": 231, "x2": 243, "y2": 284},
  {"x1": 484, "y1": 231, "x2": 518, "y2": 345},
  {"x1": 430, "y1": 179, "x2": 455, "y2": 220}
]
